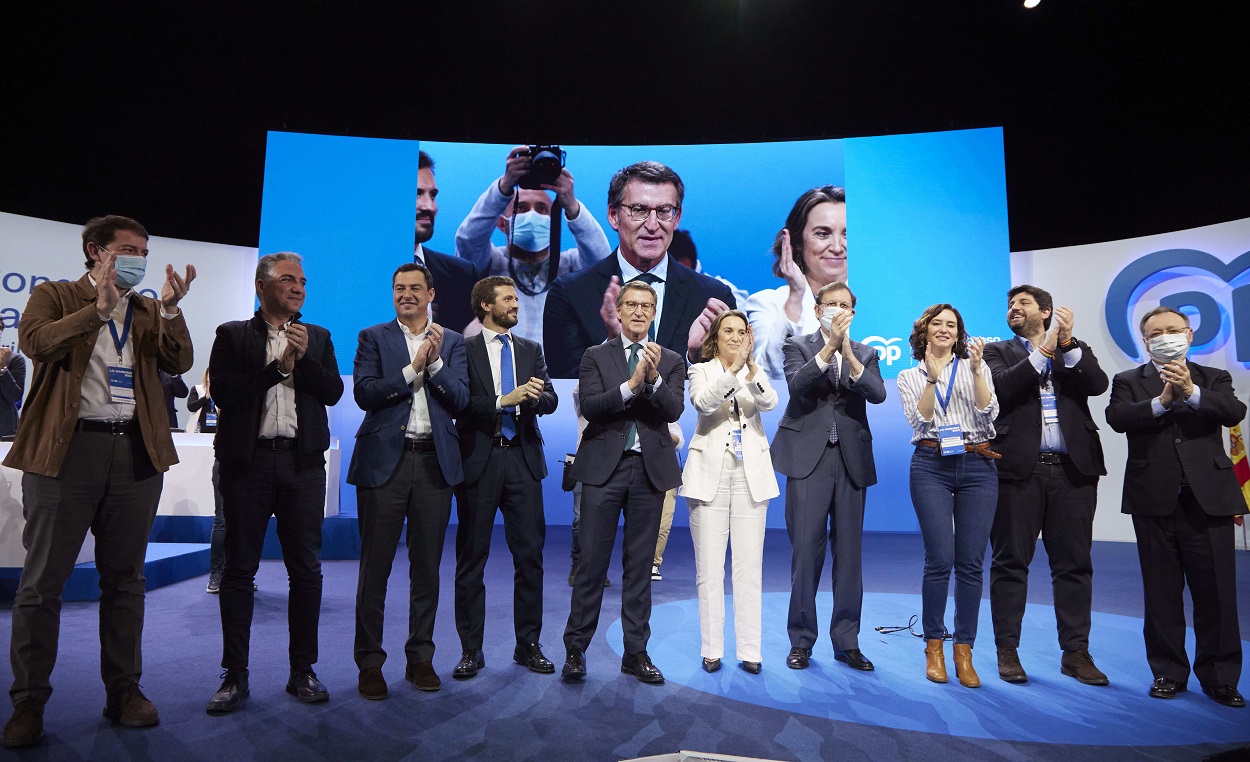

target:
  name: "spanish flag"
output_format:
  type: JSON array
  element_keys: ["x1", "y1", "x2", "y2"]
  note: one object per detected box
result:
[{"x1": 1229, "y1": 424, "x2": 1250, "y2": 526}]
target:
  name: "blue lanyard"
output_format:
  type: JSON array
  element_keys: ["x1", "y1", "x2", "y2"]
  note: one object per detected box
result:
[
  {"x1": 107, "y1": 302, "x2": 134, "y2": 361},
  {"x1": 936, "y1": 356, "x2": 959, "y2": 414}
]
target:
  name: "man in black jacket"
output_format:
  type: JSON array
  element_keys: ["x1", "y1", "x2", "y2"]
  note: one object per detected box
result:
[
  {"x1": 985, "y1": 285, "x2": 1109, "y2": 686},
  {"x1": 205, "y1": 252, "x2": 344, "y2": 714}
]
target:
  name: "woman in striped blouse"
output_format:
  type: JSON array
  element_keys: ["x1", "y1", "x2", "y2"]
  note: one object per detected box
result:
[{"x1": 897, "y1": 303, "x2": 999, "y2": 688}]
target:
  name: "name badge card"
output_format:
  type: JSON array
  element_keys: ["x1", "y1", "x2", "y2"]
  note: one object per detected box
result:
[
  {"x1": 205, "y1": 411, "x2": 218, "y2": 428},
  {"x1": 730, "y1": 429, "x2": 744, "y2": 460},
  {"x1": 1041, "y1": 389, "x2": 1059, "y2": 426},
  {"x1": 938, "y1": 424, "x2": 964, "y2": 456},
  {"x1": 107, "y1": 365, "x2": 135, "y2": 404}
]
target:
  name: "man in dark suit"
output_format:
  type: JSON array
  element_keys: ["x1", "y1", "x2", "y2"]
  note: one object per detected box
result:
[
  {"x1": 0, "y1": 328, "x2": 24, "y2": 438},
  {"x1": 562, "y1": 280, "x2": 685, "y2": 684},
  {"x1": 1106, "y1": 305, "x2": 1247, "y2": 708},
  {"x1": 542, "y1": 160, "x2": 737, "y2": 379},
  {"x1": 415, "y1": 150, "x2": 478, "y2": 333},
  {"x1": 348, "y1": 262, "x2": 467, "y2": 698},
  {"x1": 772, "y1": 282, "x2": 886, "y2": 672},
  {"x1": 453, "y1": 276, "x2": 558, "y2": 680},
  {"x1": 158, "y1": 370, "x2": 188, "y2": 429},
  {"x1": 985, "y1": 285, "x2": 1110, "y2": 686},
  {"x1": 205, "y1": 252, "x2": 345, "y2": 714}
]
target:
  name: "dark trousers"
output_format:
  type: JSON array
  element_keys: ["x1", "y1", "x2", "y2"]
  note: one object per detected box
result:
[
  {"x1": 10, "y1": 430, "x2": 162, "y2": 705},
  {"x1": 354, "y1": 448, "x2": 452, "y2": 669},
  {"x1": 454, "y1": 445, "x2": 545, "y2": 650},
  {"x1": 209, "y1": 459, "x2": 225, "y2": 575},
  {"x1": 990, "y1": 460, "x2": 1097, "y2": 651},
  {"x1": 218, "y1": 449, "x2": 326, "y2": 673},
  {"x1": 1132, "y1": 488, "x2": 1242, "y2": 689},
  {"x1": 785, "y1": 443, "x2": 866, "y2": 652},
  {"x1": 564, "y1": 453, "x2": 663, "y2": 656}
]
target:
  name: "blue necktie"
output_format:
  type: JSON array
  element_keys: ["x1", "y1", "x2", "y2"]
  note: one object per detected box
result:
[
  {"x1": 630, "y1": 273, "x2": 660, "y2": 341},
  {"x1": 828, "y1": 354, "x2": 839, "y2": 445},
  {"x1": 499, "y1": 334, "x2": 517, "y2": 440},
  {"x1": 624, "y1": 342, "x2": 640, "y2": 451}
]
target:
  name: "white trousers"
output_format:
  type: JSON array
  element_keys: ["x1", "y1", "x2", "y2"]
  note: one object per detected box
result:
[{"x1": 687, "y1": 452, "x2": 769, "y2": 662}]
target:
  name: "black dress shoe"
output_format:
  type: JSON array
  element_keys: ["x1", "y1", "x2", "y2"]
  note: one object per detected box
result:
[
  {"x1": 786, "y1": 647, "x2": 811, "y2": 670},
  {"x1": 1148, "y1": 676, "x2": 1186, "y2": 699},
  {"x1": 834, "y1": 649, "x2": 875, "y2": 671},
  {"x1": 406, "y1": 662, "x2": 441, "y2": 691},
  {"x1": 206, "y1": 670, "x2": 249, "y2": 714},
  {"x1": 286, "y1": 671, "x2": 329, "y2": 703},
  {"x1": 514, "y1": 643, "x2": 556, "y2": 674},
  {"x1": 1203, "y1": 684, "x2": 1246, "y2": 708},
  {"x1": 453, "y1": 650, "x2": 485, "y2": 680},
  {"x1": 358, "y1": 668, "x2": 388, "y2": 700},
  {"x1": 622, "y1": 651, "x2": 664, "y2": 684},
  {"x1": 562, "y1": 648, "x2": 586, "y2": 680},
  {"x1": 741, "y1": 661, "x2": 762, "y2": 675},
  {"x1": 702, "y1": 657, "x2": 721, "y2": 673}
]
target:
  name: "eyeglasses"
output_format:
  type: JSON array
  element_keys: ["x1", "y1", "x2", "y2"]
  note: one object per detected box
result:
[
  {"x1": 620, "y1": 300, "x2": 656, "y2": 313},
  {"x1": 617, "y1": 204, "x2": 679, "y2": 222},
  {"x1": 819, "y1": 301, "x2": 853, "y2": 311}
]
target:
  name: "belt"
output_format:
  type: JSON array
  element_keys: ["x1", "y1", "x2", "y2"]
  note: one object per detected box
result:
[
  {"x1": 491, "y1": 436, "x2": 519, "y2": 448},
  {"x1": 404, "y1": 437, "x2": 436, "y2": 453},
  {"x1": 622, "y1": 450, "x2": 643, "y2": 457},
  {"x1": 255, "y1": 437, "x2": 296, "y2": 450},
  {"x1": 1036, "y1": 452, "x2": 1071, "y2": 465},
  {"x1": 76, "y1": 419, "x2": 138, "y2": 435},
  {"x1": 916, "y1": 438, "x2": 1002, "y2": 460}
]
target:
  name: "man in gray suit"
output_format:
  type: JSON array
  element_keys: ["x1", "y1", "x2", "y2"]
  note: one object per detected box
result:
[{"x1": 772, "y1": 281, "x2": 887, "y2": 672}]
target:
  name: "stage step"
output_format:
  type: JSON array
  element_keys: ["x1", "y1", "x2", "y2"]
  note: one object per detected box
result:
[{"x1": 0, "y1": 542, "x2": 210, "y2": 602}]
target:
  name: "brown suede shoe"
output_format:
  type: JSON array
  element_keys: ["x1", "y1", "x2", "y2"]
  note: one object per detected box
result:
[
  {"x1": 997, "y1": 647, "x2": 1028, "y2": 683},
  {"x1": 358, "y1": 668, "x2": 388, "y2": 700},
  {"x1": 405, "y1": 662, "x2": 441, "y2": 692},
  {"x1": 103, "y1": 683, "x2": 159, "y2": 727},
  {"x1": 1061, "y1": 650, "x2": 1109, "y2": 686},
  {"x1": 1, "y1": 701, "x2": 44, "y2": 748}
]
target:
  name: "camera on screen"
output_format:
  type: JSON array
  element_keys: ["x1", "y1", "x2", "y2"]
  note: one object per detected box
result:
[{"x1": 518, "y1": 145, "x2": 566, "y2": 190}]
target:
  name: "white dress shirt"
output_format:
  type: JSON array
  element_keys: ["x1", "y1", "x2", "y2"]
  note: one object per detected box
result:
[
  {"x1": 259, "y1": 322, "x2": 299, "y2": 438},
  {"x1": 397, "y1": 318, "x2": 445, "y2": 439}
]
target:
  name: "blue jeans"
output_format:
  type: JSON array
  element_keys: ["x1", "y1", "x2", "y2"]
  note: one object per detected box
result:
[{"x1": 909, "y1": 446, "x2": 998, "y2": 645}]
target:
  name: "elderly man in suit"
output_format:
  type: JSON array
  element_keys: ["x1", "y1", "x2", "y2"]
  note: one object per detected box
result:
[
  {"x1": 205, "y1": 252, "x2": 344, "y2": 714},
  {"x1": 772, "y1": 281, "x2": 886, "y2": 672},
  {"x1": 562, "y1": 279, "x2": 685, "y2": 684},
  {"x1": 452, "y1": 276, "x2": 558, "y2": 680},
  {"x1": 414, "y1": 150, "x2": 478, "y2": 333},
  {"x1": 348, "y1": 262, "x2": 468, "y2": 698},
  {"x1": 984, "y1": 286, "x2": 1110, "y2": 686},
  {"x1": 2, "y1": 215, "x2": 194, "y2": 748},
  {"x1": 542, "y1": 161, "x2": 737, "y2": 379},
  {"x1": 1106, "y1": 305, "x2": 1247, "y2": 708}
]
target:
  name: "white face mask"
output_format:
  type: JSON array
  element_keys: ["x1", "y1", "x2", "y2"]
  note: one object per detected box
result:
[
  {"x1": 1147, "y1": 333, "x2": 1189, "y2": 364},
  {"x1": 819, "y1": 305, "x2": 843, "y2": 333}
]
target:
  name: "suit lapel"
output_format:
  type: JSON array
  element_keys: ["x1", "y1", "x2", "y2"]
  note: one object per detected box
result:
[
  {"x1": 469, "y1": 333, "x2": 492, "y2": 396},
  {"x1": 1138, "y1": 362, "x2": 1165, "y2": 398},
  {"x1": 606, "y1": 335, "x2": 630, "y2": 385},
  {"x1": 655, "y1": 260, "x2": 689, "y2": 349}
]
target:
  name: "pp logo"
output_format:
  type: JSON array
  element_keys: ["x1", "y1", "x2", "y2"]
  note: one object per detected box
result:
[
  {"x1": 863, "y1": 336, "x2": 904, "y2": 365},
  {"x1": 1105, "y1": 248, "x2": 1250, "y2": 362}
]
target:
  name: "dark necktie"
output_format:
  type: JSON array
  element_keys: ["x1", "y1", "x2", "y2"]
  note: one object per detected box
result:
[
  {"x1": 625, "y1": 342, "x2": 641, "y2": 451},
  {"x1": 630, "y1": 272, "x2": 661, "y2": 341},
  {"x1": 828, "y1": 352, "x2": 839, "y2": 445},
  {"x1": 498, "y1": 334, "x2": 516, "y2": 440}
]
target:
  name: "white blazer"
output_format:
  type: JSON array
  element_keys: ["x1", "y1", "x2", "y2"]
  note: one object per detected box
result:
[{"x1": 679, "y1": 360, "x2": 780, "y2": 503}]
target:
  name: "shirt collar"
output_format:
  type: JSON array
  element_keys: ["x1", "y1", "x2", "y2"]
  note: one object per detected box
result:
[
  {"x1": 617, "y1": 251, "x2": 669, "y2": 283},
  {"x1": 397, "y1": 318, "x2": 431, "y2": 338},
  {"x1": 480, "y1": 326, "x2": 508, "y2": 343}
]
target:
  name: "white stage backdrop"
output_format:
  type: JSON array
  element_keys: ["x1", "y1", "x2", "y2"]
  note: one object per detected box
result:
[{"x1": 1013, "y1": 216, "x2": 1250, "y2": 545}]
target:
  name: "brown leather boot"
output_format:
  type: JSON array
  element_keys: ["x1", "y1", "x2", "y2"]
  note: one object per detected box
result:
[
  {"x1": 924, "y1": 639, "x2": 947, "y2": 683},
  {"x1": 953, "y1": 643, "x2": 980, "y2": 688}
]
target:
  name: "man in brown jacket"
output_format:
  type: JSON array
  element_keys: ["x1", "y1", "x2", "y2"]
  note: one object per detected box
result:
[{"x1": 1, "y1": 216, "x2": 196, "y2": 748}]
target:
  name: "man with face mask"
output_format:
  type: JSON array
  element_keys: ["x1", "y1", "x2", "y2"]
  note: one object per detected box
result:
[
  {"x1": 454, "y1": 146, "x2": 611, "y2": 342},
  {"x1": 983, "y1": 286, "x2": 1109, "y2": 686},
  {"x1": 1106, "y1": 306, "x2": 1247, "y2": 708},
  {"x1": 2, "y1": 216, "x2": 195, "y2": 747},
  {"x1": 771, "y1": 281, "x2": 886, "y2": 673}
]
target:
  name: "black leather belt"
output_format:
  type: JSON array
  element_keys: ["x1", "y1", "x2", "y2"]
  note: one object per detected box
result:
[
  {"x1": 491, "y1": 437, "x2": 519, "y2": 448},
  {"x1": 1036, "y1": 452, "x2": 1071, "y2": 465},
  {"x1": 76, "y1": 419, "x2": 138, "y2": 435},
  {"x1": 622, "y1": 450, "x2": 642, "y2": 457},
  {"x1": 404, "y1": 438, "x2": 436, "y2": 452},
  {"x1": 255, "y1": 437, "x2": 296, "y2": 450}
]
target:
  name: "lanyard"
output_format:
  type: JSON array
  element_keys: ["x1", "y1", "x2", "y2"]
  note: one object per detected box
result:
[
  {"x1": 107, "y1": 302, "x2": 134, "y2": 362},
  {"x1": 936, "y1": 356, "x2": 959, "y2": 414}
]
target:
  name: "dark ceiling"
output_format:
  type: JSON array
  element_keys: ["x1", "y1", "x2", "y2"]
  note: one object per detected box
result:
[{"x1": 3, "y1": 1, "x2": 1246, "y2": 252}]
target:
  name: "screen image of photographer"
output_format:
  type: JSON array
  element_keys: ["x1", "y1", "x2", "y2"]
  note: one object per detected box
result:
[
  {"x1": 452, "y1": 145, "x2": 612, "y2": 343},
  {"x1": 743, "y1": 186, "x2": 848, "y2": 380}
]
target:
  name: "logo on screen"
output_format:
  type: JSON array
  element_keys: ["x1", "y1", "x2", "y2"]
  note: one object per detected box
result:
[
  {"x1": 1105, "y1": 248, "x2": 1250, "y2": 363},
  {"x1": 862, "y1": 336, "x2": 905, "y2": 366}
]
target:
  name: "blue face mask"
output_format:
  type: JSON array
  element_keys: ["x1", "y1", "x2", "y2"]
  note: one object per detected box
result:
[
  {"x1": 113, "y1": 255, "x2": 147, "y2": 289},
  {"x1": 510, "y1": 211, "x2": 551, "y2": 253}
]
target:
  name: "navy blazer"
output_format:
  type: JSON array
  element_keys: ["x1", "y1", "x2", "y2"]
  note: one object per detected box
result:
[
  {"x1": 458, "y1": 332, "x2": 557, "y2": 483},
  {"x1": 571, "y1": 336, "x2": 686, "y2": 491},
  {"x1": 209, "y1": 312, "x2": 344, "y2": 469},
  {"x1": 985, "y1": 337, "x2": 1109, "y2": 481},
  {"x1": 1105, "y1": 360, "x2": 1248, "y2": 517},
  {"x1": 542, "y1": 252, "x2": 737, "y2": 379},
  {"x1": 423, "y1": 247, "x2": 478, "y2": 334},
  {"x1": 771, "y1": 331, "x2": 887, "y2": 488},
  {"x1": 347, "y1": 320, "x2": 468, "y2": 489}
]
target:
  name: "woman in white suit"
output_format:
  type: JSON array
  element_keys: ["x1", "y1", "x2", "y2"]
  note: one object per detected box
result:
[{"x1": 680, "y1": 310, "x2": 780, "y2": 674}]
